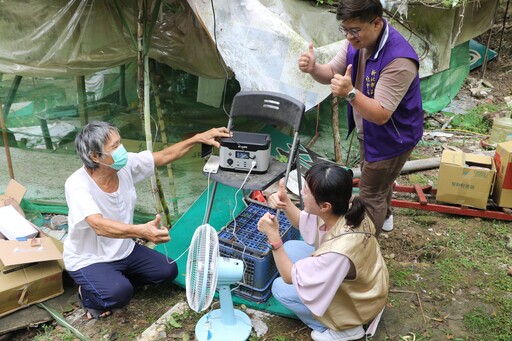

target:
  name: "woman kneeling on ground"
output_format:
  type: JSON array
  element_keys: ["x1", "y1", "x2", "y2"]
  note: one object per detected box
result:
[{"x1": 258, "y1": 162, "x2": 389, "y2": 341}]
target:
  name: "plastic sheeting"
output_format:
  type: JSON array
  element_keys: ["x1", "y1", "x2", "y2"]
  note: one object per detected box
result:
[
  {"x1": 0, "y1": 0, "x2": 226, "y2": 78},
  {"x1": 188, "y1": 0, "x2": 342, "y2": 110},
  {"x1": 0, "y1": 0, "x2": 497, "y2": 111},
  {"x1": 188, "y1": 0, "x2": 497, "y2": 110}
]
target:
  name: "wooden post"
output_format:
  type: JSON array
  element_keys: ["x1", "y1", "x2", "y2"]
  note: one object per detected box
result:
[
  {"x1": 39, "y1": 117, "x2": 53, "y2": 150},
  {"x1": 496, "y1": 0, "x2": 511, "y2": 61},
  {"x1": 119, "y1": 64, "x2": 128, "y2": 107},
  {"x1": 481, "y1": 0, "x2": 500, "y2": 80},
  {"x1": 0, "y1": 104, "x2": 15, "y2": 179},
  {"x1": 2, "y1": 75, "x2": 22, "y2": 147},
  {"x1": 76, "y1": 76, "x2": 88, "y2": 126},
  {"x1": 3, "y1": 75, "x2": 22, "y2": 120}
]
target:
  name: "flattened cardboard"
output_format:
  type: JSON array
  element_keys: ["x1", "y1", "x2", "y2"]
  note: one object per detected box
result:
[
  {"x1": 4, "y1": 179, "x2": 27, "y2": 204},
  {"x1": 0, "y1": 238, "x2": 63, "y2": 266},
  {"x1": 436, "y1": 150, "x2": 496, "y2": 209},
  {"x1": 492, "y1": 140, "x2": 512, "y2": 208}
]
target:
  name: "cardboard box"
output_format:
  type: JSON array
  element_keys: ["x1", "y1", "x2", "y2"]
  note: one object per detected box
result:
[
  {"x1": 0, "y1": 180, "x2": 64, "y2": 317},
  {"x1": 492, "y1": 140, "x2": 512, "y2": 208},
  {"x1": 0, "y1": 238, "x2": 64, "y2": 317},
  {"x1": 436, "y1": 150, "x2": 496, "y2": 209}
]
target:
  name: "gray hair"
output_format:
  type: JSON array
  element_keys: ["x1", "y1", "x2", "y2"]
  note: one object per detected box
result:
[{"x1": 75, "y1": 121, "x2": 120, "y2": 170}]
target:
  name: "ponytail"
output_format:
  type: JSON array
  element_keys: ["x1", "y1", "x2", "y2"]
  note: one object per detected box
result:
[{"x1": 345, "y1": 196, "x2": 366, "y2": 227}]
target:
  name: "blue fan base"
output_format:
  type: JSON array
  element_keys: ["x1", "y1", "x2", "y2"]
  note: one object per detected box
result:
[{"x1": 195, "y1": 309, "x2": 252, "y2": 341}]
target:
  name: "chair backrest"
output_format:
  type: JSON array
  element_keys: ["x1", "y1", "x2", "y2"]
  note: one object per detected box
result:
[{"x1": 227, "y1": 91, "x2": 305, "y2": 132}]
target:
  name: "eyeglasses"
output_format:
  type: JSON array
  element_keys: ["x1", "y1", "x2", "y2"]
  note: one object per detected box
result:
[{"x1": 339, "y1": 17, "x2": 377, "y2": 38}]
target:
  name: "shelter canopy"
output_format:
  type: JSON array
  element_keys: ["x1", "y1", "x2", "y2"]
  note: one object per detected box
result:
[{"x1": 0, "y1": 0, "x2": 497, "y2": 110}]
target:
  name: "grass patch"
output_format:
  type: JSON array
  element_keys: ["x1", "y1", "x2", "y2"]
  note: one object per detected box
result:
[
  {"x1": 389, "y1": 266, "x2": 415, "y2": 287},
  {"x1": 444, "y1": 102, "x2": 506, "y2": 135},
  {"x1": 464, "y1": 306, "x2": 512, "y2": 341},
  {"x1": 435, "y1": 258, "x2": 463, "y2": 288}
]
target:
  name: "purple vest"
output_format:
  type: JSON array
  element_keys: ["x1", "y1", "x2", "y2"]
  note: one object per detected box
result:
[{"x1": 346, "y1": 19, "x2": 423, "y2": 162}]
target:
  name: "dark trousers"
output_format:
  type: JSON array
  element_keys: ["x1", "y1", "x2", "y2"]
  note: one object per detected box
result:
[
  {"x1": 358, "y1": 139, "x2": 413, "y2": 234},
  {"x1": 67, "y1": 243, "x2": 178, "y2": 311}
]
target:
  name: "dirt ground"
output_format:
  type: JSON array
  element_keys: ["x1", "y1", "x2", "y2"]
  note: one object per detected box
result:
[{"x1": 3, "y1": 5, "x2": 512, "y2": 341}]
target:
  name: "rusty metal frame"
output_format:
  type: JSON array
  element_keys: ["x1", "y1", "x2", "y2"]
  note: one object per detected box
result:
[{"x1": 353, "y1": 180, "x2": 512, "y2": 222}]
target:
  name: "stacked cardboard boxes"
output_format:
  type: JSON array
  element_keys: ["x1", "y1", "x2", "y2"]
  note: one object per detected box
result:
[{"x1": 0, "y1": 179, "x2": 64, "y2": 318}]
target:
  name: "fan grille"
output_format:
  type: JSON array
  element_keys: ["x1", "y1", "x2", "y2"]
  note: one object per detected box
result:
[{"x1": 186, "y1": 224, "x2": 219, "y2": 312}]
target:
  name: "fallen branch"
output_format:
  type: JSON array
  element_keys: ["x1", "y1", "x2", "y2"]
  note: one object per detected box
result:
[{"x1": 390, "y1": 289, "x2": 427, "y2": 324}]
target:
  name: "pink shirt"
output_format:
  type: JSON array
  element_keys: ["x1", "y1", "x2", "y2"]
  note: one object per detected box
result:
[
  {"x1": 291, "y1": 211, "x2": 352, "y2": 316},
  {"x1": 291, "y1": 211, "x2": 384, "y2": 335}
]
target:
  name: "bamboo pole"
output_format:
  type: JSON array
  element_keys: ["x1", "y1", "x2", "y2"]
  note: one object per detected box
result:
[
  {"x1": 137, "y1": 0, "x2": 171, "y2": 228},
  {"x1": 144, "y1": 54, "x2": 171, "y2": 227},
  {"x1": 332, "y1": 96, "x2": 343, "y2": 164},
  {"x1": 0, "y1": 103, "x2": 14, "y2": 179},
  {"x1": 137, "y1": 0, "x2": 144, "y2": 121},
  {"x1": 150, "y1": 60, "x2": 179, "y2": 216}
]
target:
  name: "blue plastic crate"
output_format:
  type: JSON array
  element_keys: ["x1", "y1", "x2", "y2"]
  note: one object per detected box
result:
[
  {"x1": 218, "y1": 202, "x2": 300, "y2": 299},
  {"x1": 233, "y1": 277, "x2": 276, "y2": 304},
  {"x1": 220, "y1": 242, "x2": 277, "y2": 291}
]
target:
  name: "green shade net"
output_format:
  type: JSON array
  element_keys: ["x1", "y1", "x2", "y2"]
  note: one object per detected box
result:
[{"x1": 420, "y1": 41, "x2": 470, "y2": 114}]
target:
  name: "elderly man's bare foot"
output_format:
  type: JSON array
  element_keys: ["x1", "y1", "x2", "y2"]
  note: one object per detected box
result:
[
  {"x1": 85, "y1": 309, "x2": 112, "y2": 320},
  {"x1": 78, "y1": 286, "x2": 113, "y2": 319}
]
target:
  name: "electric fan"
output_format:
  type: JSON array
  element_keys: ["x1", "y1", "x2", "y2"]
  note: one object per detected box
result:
[{"x1": 186, "y1": 223, "x2": 252, "y2": 341}]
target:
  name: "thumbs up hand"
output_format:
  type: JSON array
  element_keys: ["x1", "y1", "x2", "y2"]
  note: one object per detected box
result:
[
  {"x1": 298, "y1": 42, "x2": 317, "y2": 73},
  {"x1": 268, "y1": 179, "x2": 289, "y2": 210},
  {"x1": 331, "y1": 64, "x2": 353, "y2": 98}
]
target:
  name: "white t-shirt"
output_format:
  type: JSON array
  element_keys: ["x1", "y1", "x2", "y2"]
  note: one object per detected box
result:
[{"x1": 63, "y1": 151, "x2": 154, "y2": 271}]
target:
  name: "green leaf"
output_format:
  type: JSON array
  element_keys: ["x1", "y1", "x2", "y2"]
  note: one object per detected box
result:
[
  {"x1": 36, "y1": 303, "x2": 90, "y2": 341},
  {"x1": 167, "y1": 315, "x2": 182, "y2": 329}
]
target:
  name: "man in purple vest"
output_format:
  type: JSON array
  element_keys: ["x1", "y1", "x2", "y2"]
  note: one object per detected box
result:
[{"x1": 299, "y1": 0, "x2": 423, "y2": 235}]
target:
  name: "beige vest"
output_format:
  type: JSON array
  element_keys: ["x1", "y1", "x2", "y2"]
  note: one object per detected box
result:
[{"x1": 311, "y1": 215, "x2": 389, "y2": 330}]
